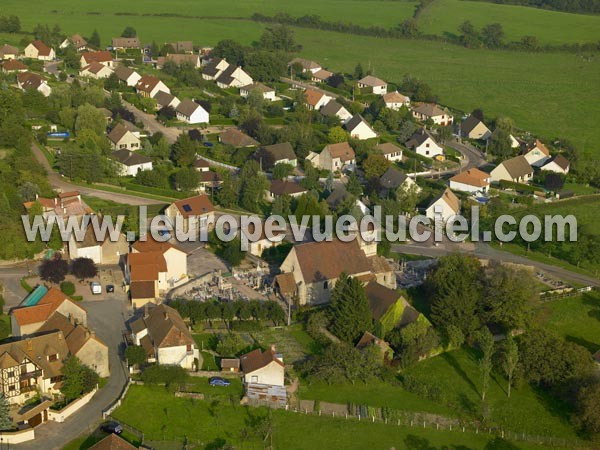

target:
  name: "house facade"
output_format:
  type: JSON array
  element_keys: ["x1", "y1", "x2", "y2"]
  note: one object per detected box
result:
[
  {"x1": 425, "y1": 188, "x2": 461, "y2": 223},
  {"x1": 240, "y1": 348, "x2": 285, "y2": 386},
  {"x1": 112, "y1": 149, "x2": 153, "y2": 176},
  {"x1": 164, "y1": 194, "x2": 215, "y2": 236},
  {"x1": 345, "y1": 114, "x2": 377, "y2": 140},
  {"x1": 449, "y1": 168, "x2": 491, "y2": 194},
  {"x1": 24, "y1": 40, "x2": 54, "y2": 61},
  {"x1": 411, "y1": 103, "x2": 453, "y2": 126},
  {"x1": 313, "y1": 142, "x2": 356, "y2": 172},
  {"x1": 107, "y1": 124, "x2": 141, "y2": 150},
  {"x1": 406, "y1": 129, "x2": 443, "y2": 158},
  {"x1": 376, "y1": 142, "x2": 403, "y2": 162},
  {"x1": 490, "y1": 156, "x2": 533, "y2": 183},
  {"x1": 176, "y1": 99, "x2": 209, "y2": 124},
  {"x1": 357, "y1": 75, "x2": 387, "y2": 95}
]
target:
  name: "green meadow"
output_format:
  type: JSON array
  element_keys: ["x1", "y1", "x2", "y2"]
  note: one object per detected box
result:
[{"x1": 419, "y1": 0, "x2": 600, "y2": 44}]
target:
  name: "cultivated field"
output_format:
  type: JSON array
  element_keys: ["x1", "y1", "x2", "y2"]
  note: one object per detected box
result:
[{"x1": 419, "y1": 0, "x2": 600, "y2": 44}]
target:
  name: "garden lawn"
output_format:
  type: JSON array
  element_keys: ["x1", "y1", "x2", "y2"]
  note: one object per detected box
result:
[
  {"x1": 251, "y1": 323, "x2": 319, "y2": 364},
  {"x1": 82, "y1": 196, "x2": 166, "y2": 217},
  {"x1": 112, "y1": 385, "x2": 556, "y2": 449},
  {"x1": 543, "y1": 291, "x2": 600, "y2": 353},
  {"x1": 298, "y1": 379, "x2": 455, "y2": 416},
  {"x1": 403, "y1": 348, "x2": 582, "y2": 440}
]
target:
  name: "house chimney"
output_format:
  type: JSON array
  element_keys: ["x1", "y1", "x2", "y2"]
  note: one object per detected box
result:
[
  {"x1": 164, "y1": 312, "x2": 168, "y2": 320},
  {"x1": 27, "y1": 340, "x2": 33, "y2": 351},
  {"x1": 270, "y1": 345, "x2": 276, "y2": 353},
  {"x1": 57, "y1": 332, "x2": 63, "y2": 340}
]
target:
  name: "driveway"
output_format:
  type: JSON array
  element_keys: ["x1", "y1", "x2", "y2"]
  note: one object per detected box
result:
[
  {"x1": 122, "y1": 100, "x2": 182, "y2": 144},
  {"x1": 15, "y1": 298, "x2": 131, "y2": 450},
  {"x1": 31, "y1": 143, "x2": 162, "y2": 206}
]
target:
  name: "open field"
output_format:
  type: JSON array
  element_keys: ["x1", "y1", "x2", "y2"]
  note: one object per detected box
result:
[
  {"x1": 1, "y1": 0, "x2": 418, "y2": 32},
  {"x1": 404, "y1": 348, "x2": 582, "y2": 440},
  {"x1": 419, "y1": 0, "x2": 600, "y2": 44},
  {"x1": 112, "y1": 384, "x2": 559, "y2": 449},
  {"x1": 542, "y1": 291, "x2": 600, "y2": 352}
]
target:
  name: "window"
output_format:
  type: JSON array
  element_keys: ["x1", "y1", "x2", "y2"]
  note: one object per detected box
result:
[
  {"x1": 7, "y1": 371, "x2": 14, "y2": 378},
  {"x1": 186, "y1": 344, "x2": 192, "y2": 352},
  {"x1": 48, "y1": 354, "x2": 58, "y2": 362},
  {"x1": 323, "y1": 281, "x2": 328, "y2": 289},
  {"x1": 251, "y1": 375, "x2": 258, "y2": 383},
  {"x1": 8, "y1": 385, "x2": 15, "y2": 391}
]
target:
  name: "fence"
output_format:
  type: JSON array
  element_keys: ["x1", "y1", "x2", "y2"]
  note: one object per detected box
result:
[{"x1": 102, "y1": 378, "x2": 132, "y2": 419}]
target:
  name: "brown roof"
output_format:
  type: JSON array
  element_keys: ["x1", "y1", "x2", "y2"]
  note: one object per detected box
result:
[
  {"x1": 89, "y1": 434, "x2": 138, "y2": 450},
  {"x1": 220, "y1": 358, "x2": 240, "y2": 369},
  {"x1": 170, "y1": 41, "x2": 194, "y2": 53},
  {"x1": 0, "y1": 44, "x2": 18, "y2": 57},
  {"x1": 412, "y1": 103, "x2": 447, "y2": 118},
  {"x1": 113, "y1": 149, "x2": 152, "y2": 166},
  {"x1": 130, "y1": 280, "x2": 157, "y2": 299},
  {"x1": 30, "y1": 40, "x2": 52, "y2": 56},
  {"x1": 241, "y1": 82, "x2": 273, "y2": 93},
  {"x1": 275, "y1": 273, "x2": 297, "y2": 295},
  {"x1": 69, "y1": 34, "x2": 87, "y2": 48},
  {"x1": 240, "y1": 348, "x2": 284, "y2": 374},
  {"x1": 172, "y1": 194, "x2": 214, "y2": 218},
  {"x1": 376, "y1": 142, "x2": 402, "y2": 156},
  {"x1": 289, "y1": 58, "x2": 320, "y2": 70},
  {"x1": 527, "y1": 139, "x2": 550, "y2": 157},
  {"x1": 291, "y1": 240, "x2": 371, "y2": 283},
  {"x1": 18, "y1": 71, "x2": 45, "y2": 90},
  {"x1": 269, "y1": 180, "x2": 306, "y2": 196},
  {"x1": 304, "y1": 89, "x2": 326, "y2": 107},
  {"x1": 128, "y1": 252, "x2": 167, "y2": 281},
  {"x1": 11, "y1": 287, "x2": 85, "y2": 326},
  {"x1": 158, "y1": 54, "x2": 199, "y2": 66},
  {"x1": 500, "y1": 155, "x2": 533, "y2": 179},
  {"x1": 112, "y1": 37, "x2": 140, "y2": 48},
  {"x1": 219, "y1": 128, "x2": 259, "y2": 147},
  {"x1": 258, "y1": 143, "x2": 296, "y2": 166},
  {"x1": 355, "y1": 331, "x2": 391, "y2": 352},
  {"x1": 81, "y1": 61, "x2": 109, "y2": 75},
  {"x1": 82, "y1": 51, "x2": 113, "y2": 64},
  {"x1": 132, "y1": 237, "x2": 185, "y2": 255},
  {"x1": 450, "y1": 168, "x2": 490, "y2": 188},
  {"x1": 383, "y1": 91, "x2": 409, "y2": 104},
  {"x1": 358, "y1": 75, "x2": 386, "y2": 87},
  {"x1": 176, "y1": 98, "x2": 203, "y2": 117},
  {"x1": 141, "y1": 304, "x2": 195, "y2": 349},
  {"x1": 432, "y1": 188, "x2": 460, "y2": 213},
  {"x1": 312, "y1": 69, "x2": 333, "y2": 81},
  {"x1": 115, "y1": 65, "x2": 136, "y2": 81},
  {"x1": 547, "y1": 154, "x2": 570, "y2": 170},
  {"x1": 2, "y1": 59, "x2": 27, "y2": 71},
  {"x1": 324, "y1": 142, "x2": 355, "y2": 162},
  {"x1": 365, "y1": 281, "x2": 420, "y2": 327},
  {"x1": 135, "y1": 75, "x2": 163, "y2": 94},
  {"x1": 107, "y1": 123, "x2": 133, "y2": 144},
  {"x1": 0, "y1": 331, "x2": 69, "y2": 379}
]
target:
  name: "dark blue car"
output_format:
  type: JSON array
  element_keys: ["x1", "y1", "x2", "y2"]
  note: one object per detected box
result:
[{"x1": 209, "y1": 376, "x2": 231, "y2": 387}]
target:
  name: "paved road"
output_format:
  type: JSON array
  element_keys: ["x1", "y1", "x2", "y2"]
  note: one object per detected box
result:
[
  {"x1": 446, "y1": 138, "x2": 487, "y2": 171},
  {"x1": 122, "y1": 100, "x2": 181, "y2": 144},
  {"x1": 0, "y1": 263, "x2": 32, "y2": 308},
  {"x1": 16, "y1": 299, "x2": 130, "y2": 450},
  {"x1": 394, "y1": 241, "x2": 599, "y2": 287},
  {"x1": 31, "y1": 143, "x2": 161, "y2": 206}
]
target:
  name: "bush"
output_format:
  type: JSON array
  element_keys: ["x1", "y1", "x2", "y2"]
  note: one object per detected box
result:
[
  {"x1": 230, "y1": 321, "x2": 263, "y2": 332},
  {"x1": 141, "y1": 365, "x2": 189, "y2": 391},
  {"x1": 60, "y1": 281, "x2": 75, "y2": 296}
]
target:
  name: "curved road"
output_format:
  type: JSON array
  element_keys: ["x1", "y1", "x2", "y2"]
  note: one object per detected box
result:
[
  {"x1": 394, "y1": 241, "x2": 599, "y2": 287},
  {"x1": 31, "y1": 144, "x2": 162, "y2": 206}
]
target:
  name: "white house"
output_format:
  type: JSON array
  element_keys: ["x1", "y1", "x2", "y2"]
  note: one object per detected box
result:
[
  {"x1": 240, "y1": 348, "x2": 285, "y2": 386},
  {"x1": 80, "y1": 51, "x2": 114, "y2": 68},
  {"x1": 130, "y1": 304, "x2": 200, "y2": 370},
  {"x1": 379, "y1": 167, "x2": 421, "y2": 196},
  {"x1": 256, "y1": 143, "x2": 297, "y2": 168},
  {"x1": 304, "y1": 88, "x2": 332, "y2": 111},
  {"x1": 460, "y1": 115, "x2": 491, "y2": 140},
  {"x1": 202, "y1": 57, "x2": 230, "y2": 81},
  {"x1": 267, "y1": 180, "x2": 307, "y2": 202},
  {"x1": 425, "y1": 188, "x2": 460, "y2": 223},
  {"x1": 113, "y1": 149, "x2": 153, "y2": 176},
  {"x1": 79, "y1": 61, "x2": 114, "y2": 79},
  {"x1": 320, "y1": 100, "x2": 352, "y2": 124},
  {"x1": 115, "y1": 65, "x2": 142, "y2": 87},
  {"x1": 17, "y1": 72, "x2": 52, "y2": 97},
  {"x1": 216, "y1": 66, "x2": 253, "y2": 89},
  {"x1": 490, "y1": 155, "x2": 533, "y2": 183},
  {"x1": 492, "y1": 128, "x2": 520, "y2": 148},
  {"x1": 383, "y1": 91, "x2": 410, "y2": 110},
  {"x1": 405, "y1": 129, "x2": 443, "y2": 159},
  {"x1": 176, "y1": 99, "x2": 209, "y2": 124},
  {"x1": 523, "y1": 139, "x2": 550, "y2": 167},
  {"x1": 345, "y1": 114, "x2": 377, "y2": 140},
  {"x1": 311, "y1": 142, "x2": 356, "y2": 172},
  {"x1": 376, "y1": 142, "x2": 403, "y2": 162},
  {"x1": 0, "y1": 44, "x2": 19, "y2": 60},
  {"x1": 107, "y1": 123, "x2": 141, "y2": 150},
  {"x1": 449, "y1": 168, "x2": 491, "y2": 194},
  {"x1": 60, "y1": 34, "x2": 87, "y2": 51},
  {"x1": 155, "y1": 91, "x2": 181, "y2": 110},
  {"x1": 411, "y1": 103, "x2": 453, "y2": 126},
  {"x1": 240, "y1": 83, "x2": 276, "y2": 101},
  {"x1": 358, "y1": 75, "x2": 387, "y2": 95},
  {"x1": 24, "y1": 40, "x2": 54, "y2": 61},
  {"x1": 541, "y1": 154, "x2": 570, "y2": 174},
  {"x1": 289, "y1": 57, "x2": 321, "y2": 74},
  {"x1": 136, "y1": 75, "x2": 170, "y2": 98}
]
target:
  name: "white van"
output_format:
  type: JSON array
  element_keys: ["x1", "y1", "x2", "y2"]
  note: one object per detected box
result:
[{"x1": 90, "y1": 282, "x2": 102, "y2": 295}]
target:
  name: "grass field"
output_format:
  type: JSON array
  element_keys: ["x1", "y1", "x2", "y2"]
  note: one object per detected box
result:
[
  {"x1": 542, "y1": 291, "x2": 600, "y2": 353},
  {"x1": 112, "y1": 384, "x2": 558, "y2": 449},
  {"x1": 403, "y1": 348, "x2": 581, "y2": 440},
  {"x1": 82, "y1": 196, "x2": 167, "y2": 217},
  {"x1": 419, "y1": 0, "x2": 600, "y2": 44}
]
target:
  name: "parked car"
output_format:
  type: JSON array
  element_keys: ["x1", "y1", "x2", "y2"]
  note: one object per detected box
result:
[
  {"x1": 106, "y1": 284, "x2": 115, "y2": 293},
  {"x1": 101, "y1": 421, "x2": 123, "y2": 434},
  {"x1": 90, "y1": 282, "x2": 102, "y2": 295},
  {"x1": 209, "y1": 376, "x2": 231, "y2": 387}
]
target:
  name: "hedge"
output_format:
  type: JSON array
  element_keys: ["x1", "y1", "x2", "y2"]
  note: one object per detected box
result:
[
  {"x1": 122, "y1": 182, "x2": 188, "y2": 199},
  {"x1": 498, "y1": 180, "x2": 538, "y2": 193}
]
